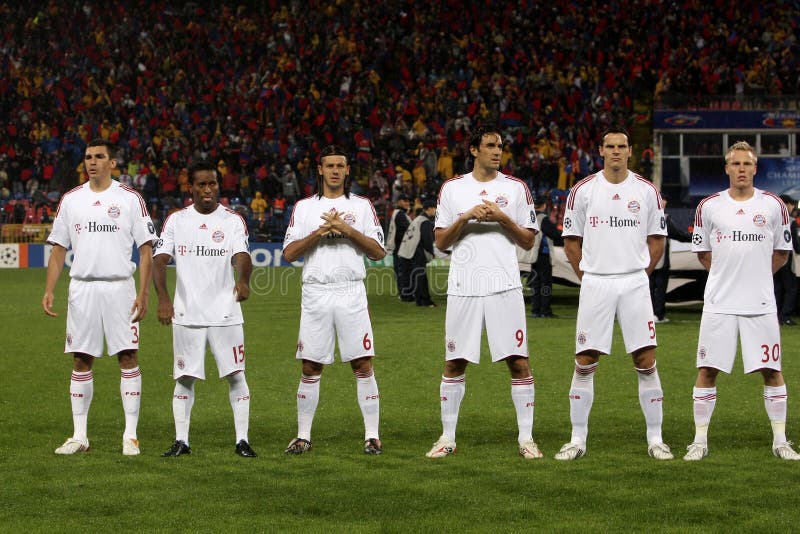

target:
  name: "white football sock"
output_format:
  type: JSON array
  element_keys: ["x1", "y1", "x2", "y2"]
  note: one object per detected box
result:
[
  {"x1": 691, "y1": 387, "x2": 716, "y2": 444},
  {"x1": 120, "y1": 366, "x2": 141, "y2": 440},
  {"x1": 511, "y1": 376, "x2": 535, "y2": 443},
  {"x1": 636, "y1": 363, "x2": 665, "y2": 446},
  {"x1": 172, "y1": 377, "x2": 195, "y2": 444},
  {"x1": 440, "y1": 375, "x2": 465, "y2": 442},
  {"x1": 355, "y1": 369, "x2": 380, "y2": 441},
  {"x1": 764, "y1": 385, "x2": 788, "y2": 446},
  {"x1": 70, "y1": 370, "x2": 93, "y2": 443},
  {"x1": 569, "y1": 361, "x2": 596, "y2": 445},
  {"x1": 227, "y1": 371, "x2": 251, "y2": 443},
  {"x1": 297, "y1": 374, "x2": 321, "y2": 441}
]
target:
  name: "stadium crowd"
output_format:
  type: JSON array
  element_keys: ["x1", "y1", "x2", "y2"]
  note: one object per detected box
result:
[{"x1": 0, "y1": 1, "x2": 798, "y2": 235}]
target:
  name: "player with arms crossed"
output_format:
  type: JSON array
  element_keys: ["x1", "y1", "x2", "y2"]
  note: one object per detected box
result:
[
  {"x1": 426, "y1": 125, "x2": 543, "y2": 460},
  {"x1": 43, "y1": 138, "x2": 156, "y2": 456},
  {"x1": 684, "y1": 141, "x2": 800, "y2": 461},
  {"x1": 555, "y1": 127, "x2": 673, "y2": 461},
  {"x1": 283, "y1": 145, "x2": 386, "y2": 455},
  {"x1": 153, "y1": 160, "x2": 257, "y2": 458}
]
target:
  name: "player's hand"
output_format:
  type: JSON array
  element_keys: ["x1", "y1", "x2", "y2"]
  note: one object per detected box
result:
[
  {"x1": 42, "y1": 292, "x2": 57, "y2": 317},
  {"x1": 480, "y1": 200, "x2": 509, "y2": 223},
  {"x1": 320, "y1": 210, "x2": 349, "y2": 237},
  {"x1": 157, "y1": 300, "x2": 174, "y2": 325},
  {"x1": 131, "y1": 294, "x2": 148, "y2": 322},
  {"x1": 462, "y1": 204, "x2": 489, "y2": 222},
  {"x1": 234, "y1": 281, "x2": 250, "y2": 302}
]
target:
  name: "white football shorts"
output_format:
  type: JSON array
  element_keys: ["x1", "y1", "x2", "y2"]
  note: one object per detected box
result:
[
  {"x1": 65, "y1": 278, "x2": 139, "y2": 357},
  {"x1": 172, "y1": 324, "x2": 246, "y2": 380},
  {"x1": 574, "y1": 271, "x2": 657, "y2": 355},
  {"x1": 444, "y1": 288, "x2": 529, "y2": 364},
  {"x1": 296, "y1": 281, "x2": 375, "y2": 364},
  {"x1": 696, "y1": 312, "x2": 782, "y2": 374}
]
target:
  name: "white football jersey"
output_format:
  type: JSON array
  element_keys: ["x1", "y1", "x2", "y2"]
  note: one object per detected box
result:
[
  {"x1": 48, "y1": 181, "x2": 156, "y2": 280},
  {"x1": 692, "y1": 188, "x2": 791, "y2": 314},
  {"x1": 154, "y1": 204, "x2": 250, "y2": 326},
  {"x1": 562, "y1": 170, "x2": 666, "y2": 275},
  {"x1": 283, "y1": 194, "x2": 384, "y2": 284},
  {"x1": 436, "y1": 172, "x2": 537, "y2": 296}
]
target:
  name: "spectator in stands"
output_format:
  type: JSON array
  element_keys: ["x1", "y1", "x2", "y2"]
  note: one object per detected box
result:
[{"x1": 250, "y1": 192, "x2": 268, "y2": 222}]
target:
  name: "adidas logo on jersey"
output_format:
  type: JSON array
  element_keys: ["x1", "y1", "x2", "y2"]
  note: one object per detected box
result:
[
  {"x1": 479, "y1": 190, "x2": 488, "y2": 197},
  {"x1": 199, "y1": 224, "x2": 207, "y2": 229},
  {"x1": 93, "y1": 201, "x2": 101, "y2": 206},
  {"x1": 612, "y1": 194, "x2": 621, "y2": 200},
  {"x1": 736, "y1": 209, "x2": 745, "y2": 215}
]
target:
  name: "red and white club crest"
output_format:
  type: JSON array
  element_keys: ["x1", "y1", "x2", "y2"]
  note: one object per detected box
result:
[
  {"x1": 177, "y1": 358, "x2": 185, "y2": 370},
  {"x1": 494, "y1": 195, "x2": 508, "y2": 208},
  {"x1": 212, "y1": 230, "x2": 225, "y2": 243},
  {"x1": 447, "y1": 340, "x2": 456, "y2": 352},
  {"x1": 577, "y1": 332, "x2": 587, "y2": 345},
  {"x1": 752, "y1": 213, "x2": 766, "y2": 227},
  {"x1": 342, "y1": 212, "x2": 356, "y2": 225},
  {"x1": 107, "y1": 204, "x2": 121, "y2": 218},
  {"x1": 627, "y1": 200, "x2": 641, "y2": 213}
]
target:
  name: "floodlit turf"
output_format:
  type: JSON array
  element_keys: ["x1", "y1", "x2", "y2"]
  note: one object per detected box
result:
[{"x1": 2, "y1": 267, "x2": 800, "y2": 532}]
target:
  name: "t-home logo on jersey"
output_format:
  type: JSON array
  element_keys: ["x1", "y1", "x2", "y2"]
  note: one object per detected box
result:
[
  {"x1": 587, "y1": 216, "x2": 640, "y2": 228},
  {"x1": 75, "y1": 221, "x2": 120, "y2": 234},
  {"x1": 176, "y1": 245, "x2": 227, "y2": 257},
  {"x1": 714, "y1": 230, "x2": 766, "y2": 243}
]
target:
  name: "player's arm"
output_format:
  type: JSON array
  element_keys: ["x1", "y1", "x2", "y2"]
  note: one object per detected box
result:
[
  {"x1": 42, "y1": 244, "x2": 67, "y2": 317},
  {"x1": 132, "y1": 242, "x2": 153, "y2": 322},
  {"x1": 434, "y1": 204, "x2": 486, "y2": 251},
  {"x1": 645, "y1": 235, "x2": 666, "y2": 275},
  {"x1": 152, "y1": 252, "x2": 174, "y2": 325},
  {"x1": 773, "y1": 250, "x2": 790, "y2": 274},
  {"x1": 696, "y1": 251, "x2": 712, "y2": 271},
  {"x1": 564, "y1": 236, "x2": 584, "y2": 280},
  {"x1": 232, "y1": 251, "x2": 252, "y2": 302},
  {"x1": 282, "y1": 226, "x2": 329, "y2": 262}
]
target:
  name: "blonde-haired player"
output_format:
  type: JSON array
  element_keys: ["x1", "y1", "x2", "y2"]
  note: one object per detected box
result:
[{"x1": 685, "y1": 141, "x2": 800, "y2": 461}]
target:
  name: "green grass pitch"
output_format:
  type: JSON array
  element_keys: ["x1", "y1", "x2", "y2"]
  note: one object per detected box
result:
[{"x1": 1, "y1": 267, "x2": 800, "y2": 532}]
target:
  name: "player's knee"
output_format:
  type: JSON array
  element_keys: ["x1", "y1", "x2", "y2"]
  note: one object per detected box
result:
[
  {"x1": 444, "y1": 358, "x2": 468, "y2": 377},
  {"x1": 117, "y1": 350, "x2": 138, "y2": 369},
  {"x1": 349, "y1": 356, "x2": 373, "y2": 374},
  {"x1": 225, "y1": 370, "x2": 246, "y2": 387},
  {"x1": 302, "y1": 359, "x2": 324, "y2": 376},
  {"x1": 575, "y1": 352, "x2": 600, "y2": 366}
]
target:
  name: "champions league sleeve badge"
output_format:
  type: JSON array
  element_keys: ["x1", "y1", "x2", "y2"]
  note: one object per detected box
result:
[
  {"x1": 692, "y1": 234, "x2": 703, "y2": 246},
  {"x1": 563, "y1": 217, "x2": 572, "y2": 229},
  {"x1": 785, "y1": 229, "x2": 792, "y2": 243},
  {"x1": 660, "y1": 216, "x2": 666, "y2": 230}
]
